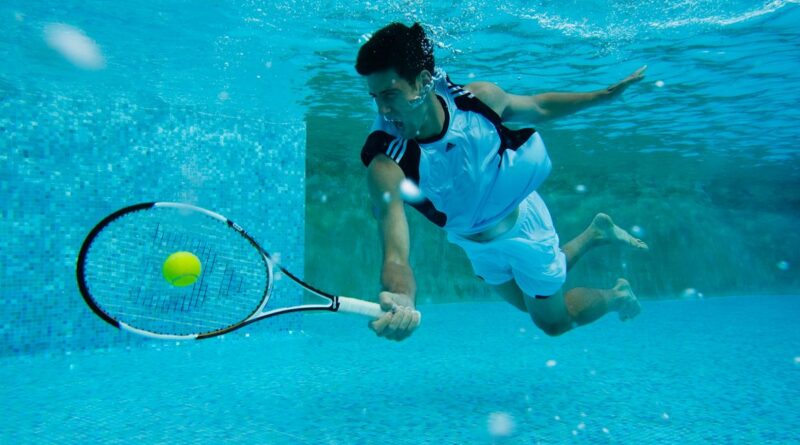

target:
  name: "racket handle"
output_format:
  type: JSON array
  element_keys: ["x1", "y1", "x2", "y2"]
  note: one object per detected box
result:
[
  {"x1": 337, "y1": 296, "x2": 385, "y2": 318},
  {"x1": 336, "y1": 296, "x2": 422, "y2": 324}
]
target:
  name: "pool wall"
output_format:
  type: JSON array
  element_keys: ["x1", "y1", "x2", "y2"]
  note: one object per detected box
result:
[{"x1": 0, "y1": 87, "x2": 305, "y2": 357}]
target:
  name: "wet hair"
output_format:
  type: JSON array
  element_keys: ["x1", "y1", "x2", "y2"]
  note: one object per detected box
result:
[{"x1": 355, "y1": 22, "x2": 435, "y2": 85}]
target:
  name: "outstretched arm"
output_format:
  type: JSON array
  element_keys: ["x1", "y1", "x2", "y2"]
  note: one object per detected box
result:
[
  {"x1": 468, "y1": 65, "x2": 647, "y2": 123},
  {"x1": 365, "y1": 155, "x2": 420, "y2": 341}
]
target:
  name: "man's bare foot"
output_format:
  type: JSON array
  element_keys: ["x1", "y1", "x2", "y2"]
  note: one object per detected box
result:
[
  {"x1": 590, "y1": 213, "x2": 649, "y2": 250},
  {"x1": 613, "y1": 278, "x2": 641, "y2": 321}
]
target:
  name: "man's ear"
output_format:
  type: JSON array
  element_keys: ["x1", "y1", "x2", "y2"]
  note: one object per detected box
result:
[{"x1": 416, "y1": 70, "x2": 433, "y2": 91}]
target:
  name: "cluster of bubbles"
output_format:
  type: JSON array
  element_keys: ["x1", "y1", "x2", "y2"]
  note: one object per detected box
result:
[
  {"x1": 358, "y1": 33, "x2": 372, "y2": 44},
  {"x1": 545, "y1": 411, "x2": 614, "y2": 438},
  {"x1": 375, "y1": 180, "x2": 426, "y2": 205}
]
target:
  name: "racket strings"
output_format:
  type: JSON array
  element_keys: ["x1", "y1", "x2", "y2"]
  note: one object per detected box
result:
[{"x1": 82, "y1": 207, "x2": 269, "y2": 336}]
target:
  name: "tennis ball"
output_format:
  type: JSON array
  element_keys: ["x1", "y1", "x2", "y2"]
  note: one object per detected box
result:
[{"x1": 162, "y1": 251, "x2": 201, "y2": 287}]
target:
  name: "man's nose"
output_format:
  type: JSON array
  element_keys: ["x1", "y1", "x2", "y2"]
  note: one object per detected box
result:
[{"x1": 376, "y1": 99, "x2": 392, "y2": 116}]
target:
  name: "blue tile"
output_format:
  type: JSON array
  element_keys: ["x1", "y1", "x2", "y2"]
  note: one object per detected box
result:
[{"x1": 0, "y1": 90, "x2": 305, "y2": 356}]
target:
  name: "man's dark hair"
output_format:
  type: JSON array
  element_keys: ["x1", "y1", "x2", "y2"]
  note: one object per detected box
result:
[{"x1": 355, "y1": 22, "x2": 435, "y2": 84}]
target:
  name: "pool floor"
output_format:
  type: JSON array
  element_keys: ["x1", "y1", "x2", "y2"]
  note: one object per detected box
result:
[{"x1": 2, "y1": 295, "x2": 799, "y2": 444}]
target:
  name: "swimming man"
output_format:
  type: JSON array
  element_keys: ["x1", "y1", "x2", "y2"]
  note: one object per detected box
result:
[{"x1": 356, "y1": 23, "x2": 649, "y2": 341}]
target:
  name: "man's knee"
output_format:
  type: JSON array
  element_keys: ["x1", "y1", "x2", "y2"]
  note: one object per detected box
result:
[
  {"x1": 532, "y1": 317, "x2": 573, "y2": 337},
  {"x1": 526, "y1": 289, "x2": 572, "y2": 336}
]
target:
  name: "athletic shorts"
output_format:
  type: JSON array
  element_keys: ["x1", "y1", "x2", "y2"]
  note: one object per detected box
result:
[{"x1": 447, "y1": 191, "x2": 567, "y2": 297}]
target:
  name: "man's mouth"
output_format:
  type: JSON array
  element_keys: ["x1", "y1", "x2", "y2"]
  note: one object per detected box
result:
[{"x1": 385, "y1": 117, "x2": 404, "y2": 131}]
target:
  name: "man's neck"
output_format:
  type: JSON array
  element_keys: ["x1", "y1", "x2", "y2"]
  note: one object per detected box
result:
[{"x1": 415, "y1": 95, "x2": 445, "y2": 140}]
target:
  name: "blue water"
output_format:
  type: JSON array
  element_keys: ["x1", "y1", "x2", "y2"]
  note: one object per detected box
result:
[
  {"x1": 2, "y1": 0, "x2": 800, "y2": 443},
  {"x1": 2, "y1": 296, "x2": 798, "y2": 444}
]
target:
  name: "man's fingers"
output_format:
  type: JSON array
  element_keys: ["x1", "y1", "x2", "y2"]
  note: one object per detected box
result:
[
  {"x1": 388, "y1": 309, "x2": 411, "y2": 337},
  {"x1": 369, "y1": 313, "x2": 392, "y2": 335},
  {"x1": 411, "y1": 310, "x2": 421, "y2": 328},
  {"x1": 389, "y1": 308, "x2": 420, "y2": 340},
  {"x1": 388, "y1": 308, "x2": 406, "y2": 331},
  {"x1": 626, "y1": 65, "x2": 647, "y2": 83},
  {"x1": 370, "y1": 290, "x2": 420, "y2": 341},
  {"x1": 369, "y1": 308, "x2": 419, "y2": 341},
  {"x1": 396, "y1": 311, "x2": 413, "y2": 333},
  {"x1": 382, "y1": 311, "x2": 405, "y2": 340},
  {"x1": 370, "y1": 312, "x2": 404, "y2": 338}
]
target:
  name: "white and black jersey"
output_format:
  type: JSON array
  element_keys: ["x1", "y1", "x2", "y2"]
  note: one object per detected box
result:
[{"x1": 361, "y1": 70, "x2": 553, "y2": 235}]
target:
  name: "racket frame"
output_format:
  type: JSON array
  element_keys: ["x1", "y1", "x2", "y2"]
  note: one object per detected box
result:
[{"x1": 77, "y1": 202, "x2": 384, "y2": 340}]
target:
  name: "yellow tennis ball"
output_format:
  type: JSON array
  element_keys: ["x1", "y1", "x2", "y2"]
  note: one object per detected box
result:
[{"x1": 162, "y1": 251, "x2": 201, "y2": 287}]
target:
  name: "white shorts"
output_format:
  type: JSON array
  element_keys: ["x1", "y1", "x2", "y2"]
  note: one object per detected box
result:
[{"x1": 447, "y1": 192, "x2": 567, "y2": 297}]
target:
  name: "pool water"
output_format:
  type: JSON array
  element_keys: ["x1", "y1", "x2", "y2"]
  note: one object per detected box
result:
[
  {"x1": 3, "y1": 295, "x2": 798, "y2": 444},
  {"x1": 2, "y1": 0, "x2": 799, "y2": 443}
]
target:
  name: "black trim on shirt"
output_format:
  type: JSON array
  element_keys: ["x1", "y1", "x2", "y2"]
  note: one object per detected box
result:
[
  {"x1": 416, "y1": 95, "x2": 450, "y2": 145},
  {"x1": 360, "y1": 130, "x2": 448, "y2": 228},
  {"x1": 448, "y1": 79, "x2": 536, "y2": 157}
]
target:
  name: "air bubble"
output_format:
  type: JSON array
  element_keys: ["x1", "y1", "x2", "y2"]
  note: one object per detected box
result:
[
  {"x1": 487, "y1": 412, "x2": 515, "y2": 437},
  {"x1": 43, "y1": 23, "x2": 105, "y2": 70},
  {"x1": 399, "y1": 179, "x2": 424, "y2": 203}
]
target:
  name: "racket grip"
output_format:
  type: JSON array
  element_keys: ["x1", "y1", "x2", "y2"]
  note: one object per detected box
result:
[
  {"x1": 337, "y1": 296, "x2": 422, "y2": 324},
  {"x1": 337, "y1": 296, "x2": 385, "y2": 318}
]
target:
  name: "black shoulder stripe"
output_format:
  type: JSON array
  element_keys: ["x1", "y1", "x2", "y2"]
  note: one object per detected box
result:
[
  {"x1": 360, "y1": 131, "x2": 444, "y2": 227},
  {"x1": 452, "y1": 88, "x2": 503, "y2": 127},
  {"x1": 361, "y1": 131, "x2": 421, "y2": 183},
  {"x1": 361, "y1": 131, "x2": 394, "y2": 167},
  {"x1": 497, "y1": 127, "x2": 536, "y2": 155},
  {"x1": 396, "y1": 140, "x2": 421, "y2": 183},
  {"x1": 449, "y1": 80, "x2": 536, "y2": 156}
]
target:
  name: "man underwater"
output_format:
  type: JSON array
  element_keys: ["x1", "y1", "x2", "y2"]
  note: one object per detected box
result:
[{"x1": 357, "y1": 23, "x2": 649, "y2": 341}]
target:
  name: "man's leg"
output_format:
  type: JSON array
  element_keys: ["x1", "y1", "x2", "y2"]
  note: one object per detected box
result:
[
  {"x1": 490, "y1": 279, "x2": 641, "y2": 336},
  {"x1": 561, "y1": 213, "x2": 648, "y2": 270},
  {"x1": 529, "y1": 279, "x2": 641, "y2": 335},
  {"x1": 488, "y1": 213, "x2": 646, "y2": 333},
  {"x1": 491, "y1": 279, "x2": 528, "y2": 312}
]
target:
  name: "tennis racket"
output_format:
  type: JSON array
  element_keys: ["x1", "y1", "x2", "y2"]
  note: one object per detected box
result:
[{"x1": 76, "y1": 202, "x2": 411, "y2": 340}]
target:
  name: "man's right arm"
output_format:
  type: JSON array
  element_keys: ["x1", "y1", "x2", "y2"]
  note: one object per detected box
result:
[{"x1": 366, "y1": 155, "x2": 420, "y2": 341}]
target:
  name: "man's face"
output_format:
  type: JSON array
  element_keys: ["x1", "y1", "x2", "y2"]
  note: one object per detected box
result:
[{"x1": 366, "y1": 70, "x2": 424, "y2": 139}]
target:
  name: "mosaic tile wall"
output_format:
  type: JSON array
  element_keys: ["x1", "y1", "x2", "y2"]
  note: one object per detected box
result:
[{"x1": 0, "y1": 89, "x2": 305, "y2": 357}]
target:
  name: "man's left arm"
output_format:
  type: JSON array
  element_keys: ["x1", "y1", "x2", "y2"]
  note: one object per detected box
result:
[{"x1": 468, "y1": 65, "x2": 647, "y2": 124}]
